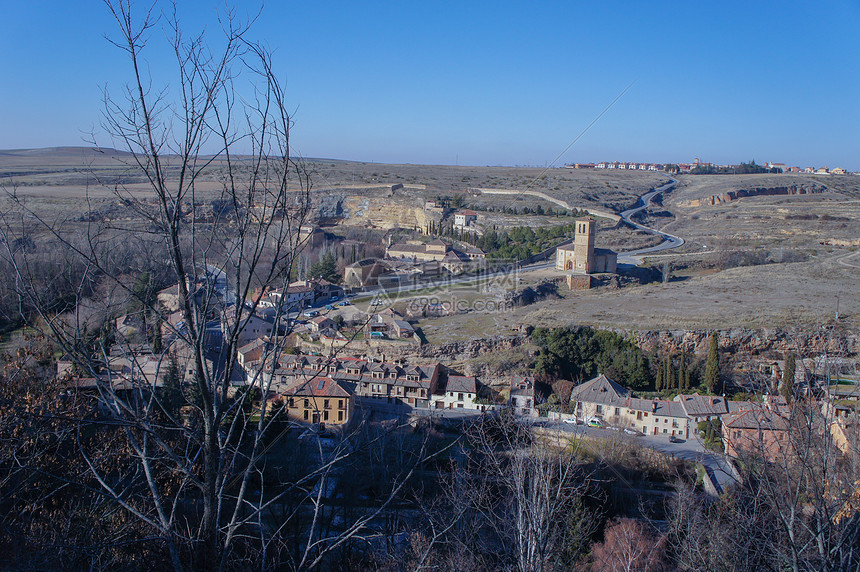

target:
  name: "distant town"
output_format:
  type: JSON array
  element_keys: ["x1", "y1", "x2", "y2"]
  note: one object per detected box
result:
[{"x1": 566, "y1": 157, "x2": 854, "y2": 175}]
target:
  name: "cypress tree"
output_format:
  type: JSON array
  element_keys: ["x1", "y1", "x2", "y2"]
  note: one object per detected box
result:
[
  {"x1": 664, "y1": 355, "x2": 675, "y2": 392},
  {"x1": 678, "y1": 349, "x2": 686, "y2": 391},
  {"x1": 656, "y1": 368, "x2": 663, "y2": 392},
  {"x1": 704, "y1": 333, "x2": 720, "y2": 393},
  {"x1": 781, "y1": 353, "x2": 796, "y2": 403}
]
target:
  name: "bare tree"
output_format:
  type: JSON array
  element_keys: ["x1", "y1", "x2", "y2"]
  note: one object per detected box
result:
[
  {"x1": 0, "y1": 2, "x2": 435, "y2": 570},
  {"x1": 457, "y1": 413, "x2": 596, "y2": 572}
]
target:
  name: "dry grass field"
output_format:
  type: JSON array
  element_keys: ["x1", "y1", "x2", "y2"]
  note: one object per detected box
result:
[{"x1": 2, "y1": 147, "x2": 858, "y2": 334}]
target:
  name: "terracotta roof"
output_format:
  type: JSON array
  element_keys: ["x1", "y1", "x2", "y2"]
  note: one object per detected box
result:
[
  {"x1": 285, "y1": 377, "x2": 351, "y2": 398},
  {"x1": 724, "y1": 407, "x2": 790, "y2": 431}
]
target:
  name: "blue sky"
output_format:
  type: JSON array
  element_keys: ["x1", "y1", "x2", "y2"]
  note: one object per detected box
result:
[{"x1": 1, "y1": 1, "x2": 858, "y2": 168}]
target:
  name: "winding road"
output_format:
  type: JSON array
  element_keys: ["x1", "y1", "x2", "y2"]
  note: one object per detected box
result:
[{"x1": 616, "y1": 178, "x2": 685, "y2": 265}]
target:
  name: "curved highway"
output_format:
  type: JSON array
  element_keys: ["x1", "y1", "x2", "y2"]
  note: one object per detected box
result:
[{"x1": 616, "y1": 178, "x2": 685, "y2": 265}]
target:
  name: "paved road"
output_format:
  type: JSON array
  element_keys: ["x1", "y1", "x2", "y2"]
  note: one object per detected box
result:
[
  {"x1": 546, "y1": 421, "x2": 737, "y2": 493},
  {"x1": 616, "y1": 179, "x2": 686, "y2": 265}
]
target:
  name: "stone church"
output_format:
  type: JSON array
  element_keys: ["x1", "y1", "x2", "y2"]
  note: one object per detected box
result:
[{"x1": 555, "y1": 217, "x2": 617, "y2": 274}]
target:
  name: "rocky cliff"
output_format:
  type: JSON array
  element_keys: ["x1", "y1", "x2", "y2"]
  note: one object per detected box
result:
[
  {"x1": 312, "y1": 190, "x2": 442, "y2": 231},
  {"x1": 678, "y1": 184, "x2": 825, "y2": 208}
]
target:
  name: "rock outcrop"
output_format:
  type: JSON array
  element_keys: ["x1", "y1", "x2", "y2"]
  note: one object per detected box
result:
[{"x1": 679, "y1": 184, "x2": 825, "y2": 208}]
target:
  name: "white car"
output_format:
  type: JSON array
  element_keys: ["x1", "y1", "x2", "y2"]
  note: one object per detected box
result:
[{"x1": 563, "y1": 417, "x2": 577, "y2": 425}]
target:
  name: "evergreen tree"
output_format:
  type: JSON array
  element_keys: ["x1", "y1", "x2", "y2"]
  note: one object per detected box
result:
[
  {"x1": 656, "y1": 368, "x2": 663, "y2": 392},
  {"x1": 664, "y1": 355, "x2": 675, "y2": 391},
  {"x1": 307, "y1": 252, "x2": 339, "y2": 283},
  {"x1": 151, "y1": 325, "x2": 163, "y2": 354},
  {"x1": 704, "y1": 332, "x2": 720, "y2": 393},
  {"x1": 678, "y1": 349, "x2": 687, "y2": 391},
  {"x1": 159, "y1": 353, "x2": 184, "y2": 418},
  {"x1": 781, "y1": 353, "x2": 796, "y2": 403}
]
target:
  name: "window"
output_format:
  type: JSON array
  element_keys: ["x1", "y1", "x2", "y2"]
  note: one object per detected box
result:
[
  {"x1": 457, "y1": 403, "x2": 463, "y2": 408},
  {"x1": 596, "y1": 405, "x2": 603, "y2": 414},
  {"x1": 615, "y1": 408, "x2": 620, "y2": 416},
  {"x1": 338, "y1": 399, "x2": 344, "y2": 409},
  {"x1": 323, "y1": 411, "x2": 329, "y2": 421},
  {"x1": 303, "y1": 410, "x2": 308, "y2": 420},
  {"x1": 663, "y1": 428, "x2": 667, "y2": 433},
  {"x1": 324, "y1": 399, "x2": 330, "y2": 409},
  {"x1": 303, "y1": 399, "x2": 309, "y2": 408},
  {"x1": 458, "y1": 393, "x2": 464, "y2": 401},
  {"x1": 338, "y1": 410, "x2": 344, "y2": 421}
]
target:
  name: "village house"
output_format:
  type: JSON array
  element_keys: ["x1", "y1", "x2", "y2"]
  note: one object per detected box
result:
[
  {"x1": 568, "y1": 375, "x2": 759, "y2": 439},
  {"x1": 231, "y1": 311, "x2": 275, "y2": 348},
  {"x1": 308, "y1": 315, "x2": 337, "y2": 333},
  {"x1": 435, "y1": 375, "x2": 478, "y2": 410},
  {"x1": 282, "y1": 376, "x2": 353, "y2": 426},
  {"x1": 723, "y1": 405, "x2": 791, "y2": 460},
  {"x1": 453, "y1": 210, "x2": 478, "y2": 228},
  {"x1": 289, "y1": 278, "x2": 344, "y2": 304},
  {"x1": 510, "y1": 377, "x2": 537, "y2": 417},
  {"x1": 247, "y1": 354, "x2": 441, "y2": 410},
  {"x1": 343, "y1": 258, "x2": 388, "y2": 288}
]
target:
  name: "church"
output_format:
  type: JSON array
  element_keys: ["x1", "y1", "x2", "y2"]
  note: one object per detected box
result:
[{"x1": 555, "y1": 217, "x2": 617, "y2": 274}]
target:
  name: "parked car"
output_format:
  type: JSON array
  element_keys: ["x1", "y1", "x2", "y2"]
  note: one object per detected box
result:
[
  {"x1": 669, "y1": 435, "x2": 683, "y2": 443},
  {"x1": 563, "y1": 416, "x2": 577, "y2": 425},
  {"x1": 303, "y1": 310, "x2": 319, "y2": 318},
  {"x1": 337, "y1": 300, "x2": 350, "y2": 306},
  {"x1": 587, "y1": 417, "x2": 603, "y2": 428},
  {"x1": 623, "y1": 428, "x2": 643, "y2": 436},
  {"x1": 324, "y1": 304, "x2": 334, "y2": 310},
  {"x1": 369, "y1": 299, "x2": 383, "y2": 306}
]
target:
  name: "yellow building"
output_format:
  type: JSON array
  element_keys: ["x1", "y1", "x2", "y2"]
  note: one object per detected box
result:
[{"x1": 284, "y1": 377, "x2": 353, "y2": 425}]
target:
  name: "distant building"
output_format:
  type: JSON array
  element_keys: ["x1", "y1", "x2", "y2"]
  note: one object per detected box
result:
[
  {"x1": 386, "y1": 239, "x2": 449, "y2": 262},
  {"x1": 555, "y1": 217, "x2": 617, "y2": 274},
  {"x1": 453, "y1": 210, "x2": 478, "y2": 228},
  {"x1": 299, "y1": 225, "x2": 325, "y2": 247},
  {"x1": 343, "y1": 258, "x2": 388, "y2": 288}
]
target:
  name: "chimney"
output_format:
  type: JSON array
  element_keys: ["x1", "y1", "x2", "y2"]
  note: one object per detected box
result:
[{"x1": 652, "y1": 400, "x2": 658, "y2": 413}]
